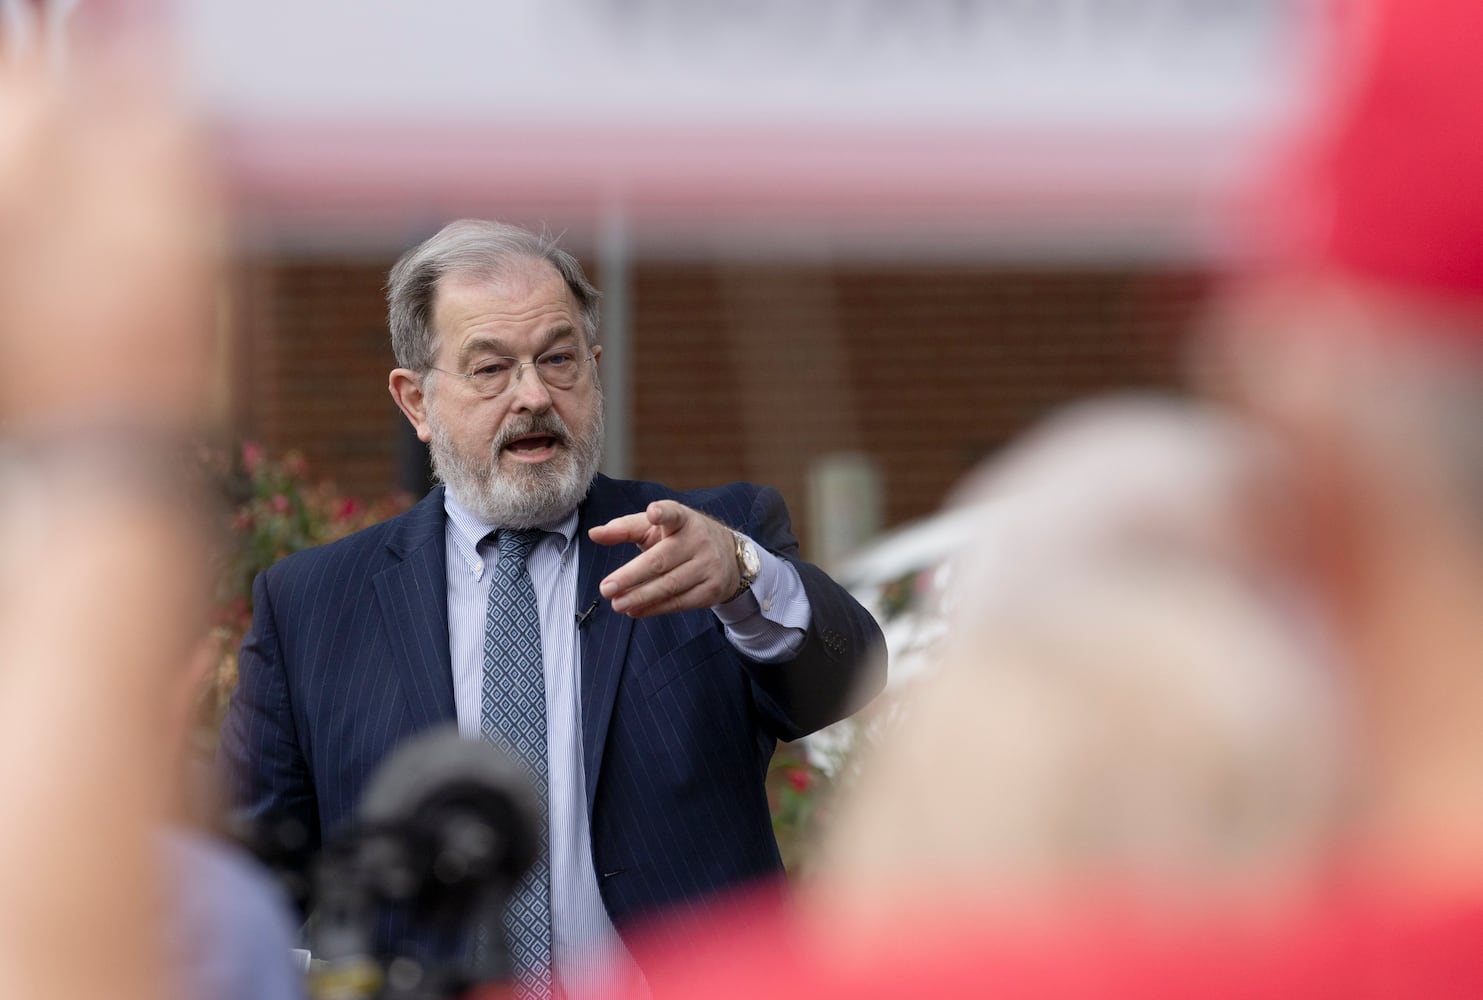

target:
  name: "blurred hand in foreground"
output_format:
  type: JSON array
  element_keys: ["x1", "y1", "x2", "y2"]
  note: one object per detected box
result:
[{"x1": 0, "y1": 54, "x2": 220, "y2": 1000}]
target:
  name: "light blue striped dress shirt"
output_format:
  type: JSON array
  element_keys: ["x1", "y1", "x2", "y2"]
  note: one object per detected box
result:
[{"x1": 442, "y1": 492, "x2": 810, "y2": 997}]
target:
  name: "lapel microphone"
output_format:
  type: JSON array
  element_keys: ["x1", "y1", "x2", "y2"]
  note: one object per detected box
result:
[{"x1": 575, "y1": 598, "x2": 600, "y2": 629}]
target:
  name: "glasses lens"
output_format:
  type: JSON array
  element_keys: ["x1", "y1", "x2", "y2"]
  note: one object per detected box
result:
[
  {"x1": 537, "y1": 350, "x2": 585, "y2": 389},
  {"x1": 468, "y1": 360, "x2": 513, "y2": 397}
]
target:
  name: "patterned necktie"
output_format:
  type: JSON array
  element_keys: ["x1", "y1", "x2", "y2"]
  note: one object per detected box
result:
[{"x1": 480, "y1": 528, "x2": 552, "y2": 996}]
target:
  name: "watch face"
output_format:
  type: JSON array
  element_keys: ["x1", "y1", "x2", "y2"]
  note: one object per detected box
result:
[
  {"x1": 737, "y1": 533, "x2": 761, "y2": 582},
  {"x1": 742, "y1": 539, "x2": 761, "y2": 578}
]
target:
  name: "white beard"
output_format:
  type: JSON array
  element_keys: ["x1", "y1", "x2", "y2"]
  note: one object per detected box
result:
[{"x1": 427, "y1": 393, "x2": 604, "y2": 529}]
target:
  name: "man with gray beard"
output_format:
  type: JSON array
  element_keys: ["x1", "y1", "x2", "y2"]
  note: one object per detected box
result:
[{"x1": 219, "y1": 220, "x2": 885, "y2": 998}]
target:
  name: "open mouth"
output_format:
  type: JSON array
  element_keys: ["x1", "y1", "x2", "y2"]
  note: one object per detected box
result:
[{"x1": 502, "y1": 434, "x2": 560, "y2": 461}]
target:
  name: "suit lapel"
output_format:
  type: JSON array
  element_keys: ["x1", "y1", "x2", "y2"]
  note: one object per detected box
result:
[
  {"x1": 372, "y1": 487, "x2": 457, "y2": 729},
  {"x1": 576, "y1": 475, "x2": 637, "y2": 811}
]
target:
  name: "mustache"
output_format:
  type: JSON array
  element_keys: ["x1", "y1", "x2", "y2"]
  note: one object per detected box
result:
[{"x1": 492, "y1": 413, "x2": 572, "y2": 452}]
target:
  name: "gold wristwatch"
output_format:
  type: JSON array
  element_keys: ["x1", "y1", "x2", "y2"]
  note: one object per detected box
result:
[{"x1": 728, "y1": 530, "x2": 761, "y2": 602}]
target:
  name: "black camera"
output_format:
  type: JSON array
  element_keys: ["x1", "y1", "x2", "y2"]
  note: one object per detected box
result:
[{"x1": 244, "y1": 728, "x2": 540, "y2": 1000}]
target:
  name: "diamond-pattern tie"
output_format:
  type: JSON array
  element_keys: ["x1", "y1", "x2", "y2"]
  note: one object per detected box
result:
[{"x1": 480, "y1": 528, "x2": 552, "y2": 996}]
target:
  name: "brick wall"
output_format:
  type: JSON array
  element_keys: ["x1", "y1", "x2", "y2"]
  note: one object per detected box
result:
[
  {"x1": 229, "y1": 255, "x2": 1209, "y2": 549},
  {"x1": 630, "y1": 263, "x2": 1205, "y2": 548},
  {"x1": 230, "y1": 258, "x2": 407, "y2": 498}
]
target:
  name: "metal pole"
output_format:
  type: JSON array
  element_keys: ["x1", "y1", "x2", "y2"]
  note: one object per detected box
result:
[{"x1": 597, "y1": 197, "x2": 632, "y2": 479}]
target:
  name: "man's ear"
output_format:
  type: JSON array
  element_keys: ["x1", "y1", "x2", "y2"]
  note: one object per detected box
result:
[
  {"x1": 388, "y1": 369, "x2": 433, "y2": 442},
  {"x1": 591, "y1": 344, "x2": 602, "y2": 368}
]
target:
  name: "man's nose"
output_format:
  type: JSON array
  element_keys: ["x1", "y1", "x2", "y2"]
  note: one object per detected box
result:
[{"x1": 508, "y1": 362, "x2": 553, "y2": 411}]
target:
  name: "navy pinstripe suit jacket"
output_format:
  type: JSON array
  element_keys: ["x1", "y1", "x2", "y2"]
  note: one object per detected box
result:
[{"x1": 218, "y1": 475, "x2": 885, "y2": 947}]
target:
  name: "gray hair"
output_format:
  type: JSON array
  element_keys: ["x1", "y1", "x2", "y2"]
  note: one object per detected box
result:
[{"x1": 386, "y1": 219, "x2": 601, "y2": 372}]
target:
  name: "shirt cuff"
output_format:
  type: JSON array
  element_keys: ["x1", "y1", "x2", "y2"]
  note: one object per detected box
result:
[{"x1": 713, "y1": 541, "x2": 811, "y2": 663}]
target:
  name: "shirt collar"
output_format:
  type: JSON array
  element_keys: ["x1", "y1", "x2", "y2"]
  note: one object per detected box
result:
[{"x1": 443, "y1": 489, "x2": 579, "y2": 580}]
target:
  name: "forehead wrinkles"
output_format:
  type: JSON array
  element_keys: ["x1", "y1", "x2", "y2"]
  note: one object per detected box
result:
[{"x1": 433, "y1": 268, "x2": 579, "y2": 348}]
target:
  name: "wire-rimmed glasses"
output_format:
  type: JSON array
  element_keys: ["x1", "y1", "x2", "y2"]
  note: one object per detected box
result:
[{"x1": 429, "y1": 345, "x2": 595, "y2": 398}]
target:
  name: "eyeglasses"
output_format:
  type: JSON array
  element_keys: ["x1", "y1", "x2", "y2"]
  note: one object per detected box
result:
[{"x1": 429, "y1": 345, "x2": 595, "y2": 399}]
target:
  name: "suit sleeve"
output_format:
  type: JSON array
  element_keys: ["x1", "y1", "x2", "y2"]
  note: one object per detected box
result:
[
  {"x1": 217, "y1": 570, "x2": 321, "y2": 868},
  {"x1": 734, "y1": 486, "x2": 887, "y2": 740}
]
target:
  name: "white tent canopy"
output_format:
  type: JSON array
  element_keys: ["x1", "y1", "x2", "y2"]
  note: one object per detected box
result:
[{"x1": 169, "y1": 0, "x2": 1329, "y2": 260}]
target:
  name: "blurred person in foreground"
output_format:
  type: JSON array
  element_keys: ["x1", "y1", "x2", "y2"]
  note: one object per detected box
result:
[
  {"x1": 1197, "y1": 0, "x2": 1483, "y2": 914},
  {"x1": 0, "y1": 54, "x2": 302, "y2": 1000},
  {"x1": 819, "y1": 395, "x2": 1346, "y2": 924},
  {"x1": 218, "y1": 218, "x2": 886, "y2": 996},
  {"x1": 616, "y1": 0, "x2": 1483, "y2": 995}
]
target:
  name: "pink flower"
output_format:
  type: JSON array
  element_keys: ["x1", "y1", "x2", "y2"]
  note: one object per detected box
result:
[
  {"x1": 787, "y1": 768, "x2": 812, "y2": 794},
  {"x1": 283, "y1": 452, "x2": 309, "y2": 478},
  {"x1": 241, "y1": 441, "x2": 264, "y2": 475},
  {"x1": 231, "y1": 510, "x2": 255, "y2": 533},
  {"x1": 271, "y1": 494, "x2": 291, "y2": 514},
  {"x1": 334, "y1": 497, "x2": 362, "y2": 523}
]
